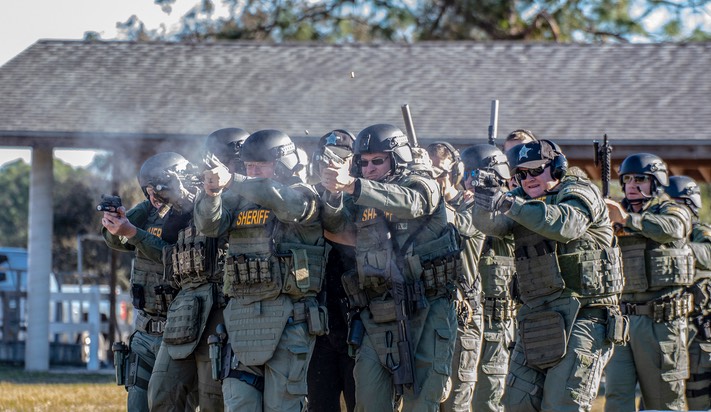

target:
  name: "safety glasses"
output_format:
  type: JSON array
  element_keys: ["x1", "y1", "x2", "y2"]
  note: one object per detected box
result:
[
  {"x1": 359, "y1": 158, "x2": 387, "y2": 167},
  {"x1": 515, "y1": 165, "x2": 547, "y2": 181},
  {"x1": 622, "y1": 174, "x2": 651, "y2": 184}
]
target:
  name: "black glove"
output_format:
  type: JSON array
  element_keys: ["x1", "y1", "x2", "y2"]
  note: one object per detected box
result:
[{"x1": 474, "y1": 187, "x2": 505, "y2": 212}]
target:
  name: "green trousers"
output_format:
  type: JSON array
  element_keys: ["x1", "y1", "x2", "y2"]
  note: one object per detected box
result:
[
  {"x1": 126, "y1": 330, "x2": 162, "y2": 412},
  {"x1": 354, "y1": 297, "x2": 457, "y2": 412},
  {"x1": 504, "y1": 307, "x2": 612, "y2": 412},
  {"x1": 686, "y1": 333, "x2": 711, "y2": 411},
  {"x1": 472, "y1": 317, "x2": 515, "y2": 412},
  {"x1": 222, "y1": 320, "x2": 315, "y2": 412},
  {"x1": 147, "y1": 306, "x2": 224, "y2": 411},
  {"x1": 604, "y1": 315, "x2": 689, "y2": 411},
  {"x1": 440, "y1": 310, "x2": 483, "y2": 412}
]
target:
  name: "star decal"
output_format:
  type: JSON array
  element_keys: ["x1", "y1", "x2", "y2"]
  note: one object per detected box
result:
[
  {"x1": 326, "y1": 132, "x2": 338, "y2": 146},
  {"x1": 518, "y1": 145, "x2": 531, "y2": 160}
]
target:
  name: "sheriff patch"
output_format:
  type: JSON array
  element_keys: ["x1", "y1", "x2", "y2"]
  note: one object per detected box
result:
[
  {"x1": 359, "y1": 208, "x2": 393, "y2": 222},
  {"x1": 147, "y1": 226, "x2": 163, "y2": 238},
  {"x1": 235, "y1": 209, "x2": 271, "y2": 227}
]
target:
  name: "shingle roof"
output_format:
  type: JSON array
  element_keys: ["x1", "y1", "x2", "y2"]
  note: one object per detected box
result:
[{"x1": 1, "y1": 40, "x2": 709, "y2": 151}]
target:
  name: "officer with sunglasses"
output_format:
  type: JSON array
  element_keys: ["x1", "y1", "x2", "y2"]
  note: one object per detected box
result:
[
  {"x1": 603, "y1": 154, "x2": 694, "y2": 411},
  {"x1": 320, "y1": 124, "x2": 459, "y2": 411},
  {"x1": 471, "y1": 140, "x2": 623, "y2": 412}
]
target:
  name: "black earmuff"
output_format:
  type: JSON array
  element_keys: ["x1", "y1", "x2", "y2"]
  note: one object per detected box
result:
[{"x1": 542, "y1": 140, "x2": 568, "y2": 180}]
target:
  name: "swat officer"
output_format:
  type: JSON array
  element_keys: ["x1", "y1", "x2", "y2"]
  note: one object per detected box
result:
[
  {"x1": 460, "y1": 144, "x2": 517, "y2": 412},
  {"x1": 320, "y1": 124, "x2": 459, "y2": 411},
  {"x1": 502, "y1": 129, "x2": 538, "y2": 154},
  {"x1": 203, "y1": 127, "x2": 250, "y2": 174},
  {"x1": 666, "y1": 175, "x2": 711, "y2": 410},
  {"x1": 148, "y1": 128, "x2": 249, "y2": 411},
  {"x1": 195, "y1": 129, "x2": 325, "y2": 412},
  {"x1": 603, "y1": 153, "x2": 694, "y2": 411},
  {"x1": 472, "y1": 140, "x2": 623, "y2": 412},
  {"x1": 101, "y1": 152, "x2": 194, "y2": 412},
  {"x1": 306, "y1": 129, "x2": 358, "y2": 412},
  {"x1": 426, "y1": 141, "x2": 485, "y2": 412}
]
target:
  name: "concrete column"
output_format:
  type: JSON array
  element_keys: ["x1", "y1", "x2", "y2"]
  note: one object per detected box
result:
[{"x1": 25, "y1": 146, "x2": 53, "y2": 371}]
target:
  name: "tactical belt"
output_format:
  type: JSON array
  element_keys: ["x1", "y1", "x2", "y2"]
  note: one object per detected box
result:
[
  {"x1": 226, "y1": 369, "x2": 265, "y2": 392},
  {"x1": 577, "y1": 307, "x2": 608, "y2": 322},
  {"x1": 135, "y1": 311, "x2": 167, "y2": 335},
  {"x1": 620, "y1": 294, "x2": 693, "y2": 323}
]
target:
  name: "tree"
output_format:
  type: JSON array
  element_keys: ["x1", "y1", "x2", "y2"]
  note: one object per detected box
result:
[
  {"x1": 104, "y1": 0, "x2": 710, "y2": 44},
  {"x1": 0, "y1": 158, "x2": 140, "y2": 290}
]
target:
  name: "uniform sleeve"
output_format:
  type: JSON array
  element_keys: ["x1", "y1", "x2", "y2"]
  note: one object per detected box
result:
[
  {"x1": 232, "y1": 178, "x2": 321, "y2": 224},
  {"x1": 455, "y1": 205, "x2": 486, "y2": 241},
  {"x1": 352, "y1": 175, "x2": 439, "y2": 219},
  {"x1": 321, "y1": 191, "x2": 357, "y2": 234},
  {"x1": 194, "y1": 190, "x2": 233, "y2": 238},
  {"x1": 505, "y1": 195, "x2": 593, "y2": 243},
  {"x1": 691, "y1": 223, "x2": 711, "y2": 271},
  {"x1": 624, "y1": 201, "x2": 692, "y2": 244}
]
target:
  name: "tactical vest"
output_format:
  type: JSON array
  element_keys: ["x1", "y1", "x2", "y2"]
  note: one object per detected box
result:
[
  {"x1": 171, "y1": 223, "x2": 224, "y2": 287},
  {"x1": 479, "y1": 238, "x2": 516, "y2": 299},
  {"x1": 223, "y1": 201, "x2": 325, "y2": 303},
  {"x1": 131, "y1": 256, "x2": 175, "y2": 316},
  {"x1": 353, "y1": 178, "x2": 460, "y2": 299},
  {"x1": 130, "y1": 210, "x2": 178, "y2": 317},
  {"x1": 618, "y1": 234, "x2": 694, "y2": 293}
]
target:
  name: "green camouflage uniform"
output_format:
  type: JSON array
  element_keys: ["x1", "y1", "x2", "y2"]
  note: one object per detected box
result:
[
  {"x1": 440, "y1": 191, "x2": 486, "y2": 412},
  {"x1": 473, "y1": 174, "x2": 623, "y2": 412},
  {"x1": 685, "y1": 221, "x2": 711, "y2": 410},
  {"x1": 604, "y1": 195, "x2": 693, "y2": 411},
  {"x1": 102, "y1": 200, "x2": 192, "y2": 412},
  {"x1": 147, "y1": 221, "x2": 227, "y2": 411},
  {"x1": 194, "y1": 175, "x2": 324, "y2": 412},
  {"x1": 323, "y1": 170, "x2": 459, "y2": 412},
  {"x1": 472, "y1": 234, "x2": 516, "y2": 412}
]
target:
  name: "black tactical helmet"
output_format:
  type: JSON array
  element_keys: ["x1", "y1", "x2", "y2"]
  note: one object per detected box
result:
[
  {"x1": 241, "y1": 129, "x2": 299, "y2": 179},
  {"x1": 618, "y1": 153, "x2": 669, "y2": 192},
  {"x1": 461, "y1": 144, "x2": 511, "y2": 180},
  {"x1": 354, "y1": 124, "x2": 412, "y2": 176},
  {"x1": 138, "y1": 152, "x2": 191, "y2": 197},
  {"x1": 205, "y1": 127, "x2": 250, "y2": 165},
  {"x1": 666, "y1": 175, "x2": 702, "y2": 216}
]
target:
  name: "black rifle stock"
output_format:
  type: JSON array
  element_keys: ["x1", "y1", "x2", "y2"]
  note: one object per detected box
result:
[
  {"x1": 391, "y1": 275, "x2": 418, "y2": 396},
  {"x1": 593, "y1": 134, "x2": 612, "y2": 198}
]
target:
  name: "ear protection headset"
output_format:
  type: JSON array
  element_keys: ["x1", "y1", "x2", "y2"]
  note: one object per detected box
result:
[
  {"x1": 429, "y1": 141, "x2": 465, "y2": 187},
  {"x1": 541, "y1": 139, "x2": 568, "y2": 180}
]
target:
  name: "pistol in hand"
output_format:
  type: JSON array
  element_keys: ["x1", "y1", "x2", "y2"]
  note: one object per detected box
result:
[{"x1": 96, "y1": 194, "x2": 122, "y2": 213}]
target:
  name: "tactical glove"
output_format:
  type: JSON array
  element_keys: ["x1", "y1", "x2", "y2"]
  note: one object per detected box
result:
[{"x1": 474, "y1": 187, "x2": 505, "y2": 212}]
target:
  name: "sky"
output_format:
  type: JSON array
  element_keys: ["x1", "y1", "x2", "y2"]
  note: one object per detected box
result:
[{"x1": 0, "y1": 0, "x2": 199, "y2": 168}]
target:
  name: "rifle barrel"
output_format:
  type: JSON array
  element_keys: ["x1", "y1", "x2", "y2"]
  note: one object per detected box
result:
[
  {"x1": 488, "y1": 100, "x2": 499, "y2": 145},
  {"x1": 401, "y1": 104, "x2": 419, "y2": 147}
]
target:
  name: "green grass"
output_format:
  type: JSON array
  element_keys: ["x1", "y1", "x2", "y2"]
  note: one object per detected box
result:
[{"x1": 0, "y1": 365, "x2": 125, "y2": 412}]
